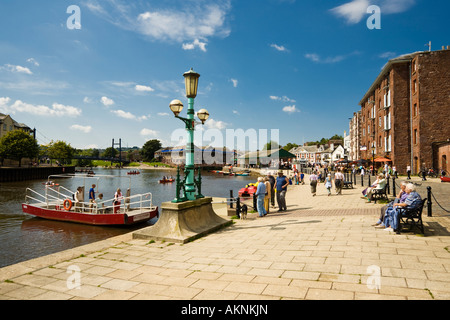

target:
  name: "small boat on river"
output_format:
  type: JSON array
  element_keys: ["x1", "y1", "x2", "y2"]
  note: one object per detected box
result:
[
  {"x1": 159, "y1": 178, "x2": 175, "y2": 184},
  {"x1": 127, "y1": 171, "x2": 140, "y2": 175},
  {"x1": 22, "y1": 174, "x2": 158, "y2": 226}
]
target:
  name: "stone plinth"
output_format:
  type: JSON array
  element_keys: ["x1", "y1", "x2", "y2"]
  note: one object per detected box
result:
[{"x1": 132, "y1": 197, "x2": 232, "y2": 244}]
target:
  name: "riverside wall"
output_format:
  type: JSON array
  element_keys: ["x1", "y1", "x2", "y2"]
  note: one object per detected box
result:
[{"x1": 0, "y1": 166, "x2": 76, "y2": 183}]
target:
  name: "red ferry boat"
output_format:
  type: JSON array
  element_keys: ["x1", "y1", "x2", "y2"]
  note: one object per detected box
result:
[{"x1": 22, "y1": 174, "x2": 158, "y2": 226}]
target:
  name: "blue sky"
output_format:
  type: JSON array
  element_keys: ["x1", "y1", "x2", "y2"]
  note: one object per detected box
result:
[{"x1": 0, "y1": 0, "x2": 448, "y2": 151}]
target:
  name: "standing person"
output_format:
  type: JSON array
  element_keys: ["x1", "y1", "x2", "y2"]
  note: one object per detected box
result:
[
  {"x1": 114, "y1": 188, "x2": 123, "y2": 214},
  {"x1": 264, "y1": 177, "x2": 271, "y2": 214},
  {"x1": 407, "y1": 165, "x2": 411, "y2": 180},
  {"x1": 89, "y1": 184, "x2": 96, "y2": 211},
  {"x1": 255, "y1": 177, "x2": 267, "y2": 217},
  {"x1": 74, "y1": 186, "x2": 84, "y2": 212},
  {"x1": 276, "y1": 170, "x2": 289, "y2": 211},
  {"x1": 309, "y1": 171, "x2": 319, "y2": 197},
  {"x1": 334, "y1": 169, "x2": 345, "y2": 195},
  {"x1": 268, "y1": 173, "x2": 276, "y2": 208},
  {"x1": 325, "y1": 173, "x2": 333, "y2": 196}
]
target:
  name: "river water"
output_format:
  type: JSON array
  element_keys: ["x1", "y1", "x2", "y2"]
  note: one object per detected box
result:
[{"x1": 0, "y1": 168, "x2": 255, "y2": 268}]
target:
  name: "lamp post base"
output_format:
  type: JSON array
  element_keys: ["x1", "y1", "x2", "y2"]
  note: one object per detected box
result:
[{"x1": 132, "y1": 198, "x2": 232, "y2": 244}]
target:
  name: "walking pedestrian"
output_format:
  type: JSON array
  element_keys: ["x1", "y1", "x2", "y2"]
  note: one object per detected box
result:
[
  {"x1": 309, "y1": 171, "x2": 319, "y2": 197},
  {"x1": 276, "y1": 170, "x2": 288, "y2": 211},
  {"x1": 325, "y1": 173, "x2": 333, "y2": 196},
  {"x1": 334, "y1": 169, "x2": 345, "y2": 195},
  {"x1": 407, "y1": 165, "x2": 411, "y2": 180}
]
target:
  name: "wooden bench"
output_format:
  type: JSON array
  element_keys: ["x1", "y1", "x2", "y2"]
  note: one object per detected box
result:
[
  {"x1": 396, "y1": 198, "x2": 426, "y2": 235},
  {"x1": 369, "y1": 186, "x2": 388, "y2": 203}
]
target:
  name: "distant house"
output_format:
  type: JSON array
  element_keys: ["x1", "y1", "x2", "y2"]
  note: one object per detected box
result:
[
  {"x1": 155, "y1": 146, "x2": 235, "y2": 167},
  {"x1": 290, "y1": 143, "x2": 346, "y2": 165},
  {"x1": 0, "y1": 113, "x2": 34, "y2": 139}
]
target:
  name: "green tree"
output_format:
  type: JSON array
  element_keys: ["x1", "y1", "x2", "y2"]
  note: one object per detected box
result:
[
  {"x1": 47, "y1": 140, "x2": 74, "y2": 165},
  {"x1": 102, "y1": 147, "x2": 119, "y2": 159},
  {"x1": 0, "y1": 130, "x2": 39, "y2": 167},
  {"x1": 262, "y1": 140, "x2": 280, "y2": 151},
  {"x1": 141, "y1": 139, "x2": 162, "y2": 162},
  {"x1": 283, "y1": 143, "x2": 299, "y2": 151}
]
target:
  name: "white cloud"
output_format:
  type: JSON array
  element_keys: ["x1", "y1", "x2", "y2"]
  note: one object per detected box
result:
[
  {"x1": 182, "y1": 39, "x2": 208, "y2": 52},
  {"x1": 305, "y1": 52, "x2": 361, "y2": 64},
  {"x1": 0, "y1": 98, "x2": 81, "y2": 117},
  {"x1": 157, "y1": 112, "x2": 170, "y2": 116},
  {"x1": 205, "y1": 119, "x2": 228, "y2": 130},
  {"x1": 70, "y1": 124, "x2": 92, "y2": 133},
  {"x1": 101, "y1": 96, "x2": 115, "y2": 107},
  {"x1": 135, "y1": 84, "x2": 155, "y2": 92},
  {"x1": 2, "y1": 64, "x2": 33, "y2": 75},
  {"x1": 270, "y1": 44, "x2": 288, "y2": 52},
  {"x1": 330, "y1": 0, "x2": 369, "y2": 24},
  {"x1": 330, "y1": 0, "x2": 416, "y2": 24},
  {"x1": 140, "y1": 128, "x2": 159, "y2": 137},
  {"x1": 111, "y1": 109, "x2": 149, "y2": 121},
  {"x1": 379, "y1": 51, "x2": 397, "y2": 59},
  {"x1": 85, "y1": 0, "x2": 231, "y2": 51},
  {"x1": 83, "y1": 97, "x2": 92, "y2": 103},
  {"x1": 231, "y1": 79, "x2": 238, "y2": 88},
  {"x1": 26, "y1": 58, "x2": 40, "y2": 67},
  {"x1": 270, "y1": 95, "x2": 296, "y2": 103},
  {"x1": 283, "y1": 105, "x2": 300, "y2": 114},
  {"x1": 232, "y1": 110, "x2": 240, "y2": 115}
]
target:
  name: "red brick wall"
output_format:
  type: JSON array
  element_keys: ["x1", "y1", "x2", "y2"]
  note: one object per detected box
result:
[{"x1": 416, "y1": 50, "x2": 450, "y2": 171}]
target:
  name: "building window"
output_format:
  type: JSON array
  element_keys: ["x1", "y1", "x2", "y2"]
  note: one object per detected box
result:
[
  {"x1": 414, "y1": 129, "x2": 418, "y2": 145},
  {"x1": 413, "y1": 79, "x2": 417, "y2": 93},
  {"x1": 414, "y1": 103, "x2": 418, "y2": 117}
]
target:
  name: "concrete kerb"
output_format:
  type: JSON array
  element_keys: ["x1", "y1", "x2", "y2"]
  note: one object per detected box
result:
[{"x1": 132, "y1": 197, "x2": 233, "y2": 244}]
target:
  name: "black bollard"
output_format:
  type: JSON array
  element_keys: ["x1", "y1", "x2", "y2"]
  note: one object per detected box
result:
[
  {"x1": 392, "y1": 177, "x2": 396, "y2": 196},
  {"x1": 427, "y1": 187, "x2": 432, "y2": 217},
  {"x1": 386, "y1": 177, "x2": 390, "y2": 195},
  {"x1": 230, "y1": 190, "x2": 234, "y2": 209},
  {"x1": 361, "y1": 174, "x2": 364, "y2": 187},
  {"x1": 235, "y1": 197, "x2": 241, "y2": 219},
  {"x1": 368, "y1": 174, "x2": 371, "y2": 186},
  {"x1": 253, "y1": 193, "x2": 257, "y2": 211}
]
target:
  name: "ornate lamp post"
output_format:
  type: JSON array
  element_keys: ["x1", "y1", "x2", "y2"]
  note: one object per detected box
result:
[{"x1": 170, "y1": 68, "x2": 209, "y2": 202}]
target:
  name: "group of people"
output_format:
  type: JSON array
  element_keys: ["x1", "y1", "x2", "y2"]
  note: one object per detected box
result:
[
  {"x1": 308, "y1": 169, "x2": 346, "y2": 197},
  {"x1": 254, "y1": 170, "x2": 289, "y2": 217},
  {"x1": 74, "y1": 184, "x2": 123, "y2": 214},
  {"x1": 372, "y1": 182, "x2": 422, "y2": 232}
]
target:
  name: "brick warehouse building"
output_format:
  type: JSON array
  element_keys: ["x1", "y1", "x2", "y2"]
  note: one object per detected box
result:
[{"x1": 355, "y1": 48, "x2": 450, "y2": 175}]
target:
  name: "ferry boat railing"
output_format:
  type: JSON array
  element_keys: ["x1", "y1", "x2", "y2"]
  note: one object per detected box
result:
[
  {"x1": 92, "y1": 192, "x2": 153, "y2": 214},
  {"x1": 25, "y1": 188, "x2": 49, "y2": 206}
]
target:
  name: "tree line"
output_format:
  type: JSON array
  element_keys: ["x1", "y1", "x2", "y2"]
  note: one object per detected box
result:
[{"x1": 0, "y1": 130, "x2": 162, "y2": 167}]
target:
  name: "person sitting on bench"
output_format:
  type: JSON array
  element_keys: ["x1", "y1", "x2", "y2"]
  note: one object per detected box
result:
[
  {"x1": 383, "y1": 183, "x2": 422, "y2": 232},
  {"x1": 366, "y1": 174, "x2": 387, "y2": 202}
]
